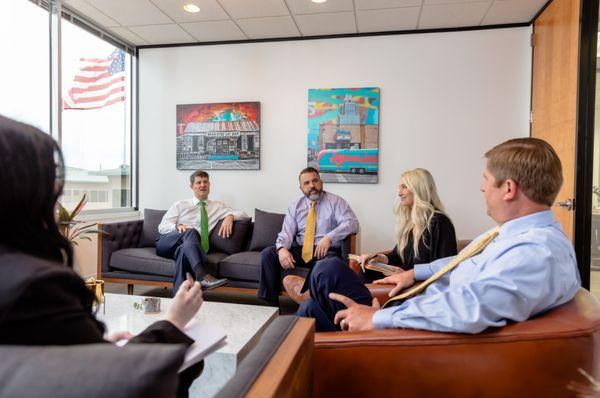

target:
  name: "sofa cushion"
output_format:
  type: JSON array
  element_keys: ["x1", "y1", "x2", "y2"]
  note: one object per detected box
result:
[
  {"x1": 218, "y1": 251, "x2": 310, "y2": 282},
  {"x1": 110, "y1": 247, "x2": 226, "y2": 277},
  {"x1": 139, "y1": 209, "x2": 167, "y2": 248},
  {"x1": 209, "y1": 218, "x2": 252, "y2": 255},
  {"x1": 248, "y1": 209, "x2": 286, "y2": 251},
  {"x1": 0, "y1": 343, "x2": 186, "y2": 398}
]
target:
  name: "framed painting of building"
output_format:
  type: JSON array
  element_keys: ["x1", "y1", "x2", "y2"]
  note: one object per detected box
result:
[
  {"x1": 176, "y1": 102, "x2": 260, "y2": 170},
  {"x1": 307, "y1": 87, "x2": 379, "y2": 183}
]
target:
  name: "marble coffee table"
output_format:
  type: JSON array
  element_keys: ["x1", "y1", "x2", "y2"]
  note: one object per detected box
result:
[{"x1": 96, "y1": 293, "x2": 278, "y2": 398}]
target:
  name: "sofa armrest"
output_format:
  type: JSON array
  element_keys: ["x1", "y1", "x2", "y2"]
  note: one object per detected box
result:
[
  {"x1": 340, "y1": 234, "x2": 356, "y2": 262},
  {"x1": 216, "y1": 316, "x2": 314, "y2": 398},
  {"x1": 97, "y1": 220, "x2": 143, "y2": 276}
]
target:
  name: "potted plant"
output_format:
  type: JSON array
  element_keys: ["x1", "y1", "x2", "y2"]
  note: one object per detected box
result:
[{"x1": 57, "y1": 193, "x2": 104, "y2": 245}]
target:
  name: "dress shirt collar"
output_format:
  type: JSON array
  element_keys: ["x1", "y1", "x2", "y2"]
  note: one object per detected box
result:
[
  {"x1": 497, "y1": 209, "x2": 556, "y2": 240},
  {"x1": 192, "y1": 197, "x2": 210, "y2": 206}
]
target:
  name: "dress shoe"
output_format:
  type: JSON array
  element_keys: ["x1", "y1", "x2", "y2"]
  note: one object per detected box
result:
[
  {"x1": 283, "y1": 275, "x2": 310, "y2": 304},
  {"x1": 199, "y1": 274, "x2": 229, "y2": 290}
]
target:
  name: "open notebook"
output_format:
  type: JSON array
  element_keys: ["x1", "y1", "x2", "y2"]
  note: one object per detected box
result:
[
  {"x1": 116, "y1": 318, "x2": 227, "y2": 372},
  {"x1": 179, "y1": 318, "x2": 227, "y2": 372},
  {"x1": 348, "y1": 254, "x2": 401, "y2": 276}
]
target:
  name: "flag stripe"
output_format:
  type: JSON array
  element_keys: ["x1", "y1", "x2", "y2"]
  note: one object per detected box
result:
[
  {"x1": 68, "y1": 76, "x2": 125, "y2": 95},
  {"x1": 69, "y1": 86, "x2": 124, "y2": 104}
]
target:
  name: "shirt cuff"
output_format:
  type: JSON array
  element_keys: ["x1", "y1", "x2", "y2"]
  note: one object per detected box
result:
[
  {"x1": 372, "y1": 308, "x2": 394, "y2": 329},
  {"x1": 413, "y1": 264, "x2": 433, "y2": 280}
]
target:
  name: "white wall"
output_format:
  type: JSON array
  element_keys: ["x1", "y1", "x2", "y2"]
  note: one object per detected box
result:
[{"x1": 139, "y1": 27, "x2": 532, "y2": 254}]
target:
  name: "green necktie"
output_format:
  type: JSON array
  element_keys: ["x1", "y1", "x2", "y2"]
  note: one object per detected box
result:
[{"x1": 199, "y1": 201, "x2": 209, "y2": 253}]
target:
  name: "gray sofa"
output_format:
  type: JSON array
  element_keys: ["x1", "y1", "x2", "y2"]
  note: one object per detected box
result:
[
  {"x1": 98, "y1": 209, "x2": 354, "y2": 293},
  {"x1": 0, "y1": 343, "x2": 188, "y2": 398}
]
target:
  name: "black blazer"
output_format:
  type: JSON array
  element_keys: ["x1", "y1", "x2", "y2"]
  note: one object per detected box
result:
[
  {"x1": 0, "y1": 247, "x2": 192, "y2": 347},
  {"x1": 388, "y1": 211, "x2": 458, "y2": 271}
]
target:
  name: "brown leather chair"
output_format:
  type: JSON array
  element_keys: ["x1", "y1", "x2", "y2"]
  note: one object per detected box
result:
[{"x1": 313, "y1": 289, "x2": 600, "y2": 398}]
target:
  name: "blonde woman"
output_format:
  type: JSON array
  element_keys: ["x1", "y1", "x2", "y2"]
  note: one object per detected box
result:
[{"x1": 360, "y1": 168, "x2": 457, "y2": 282}]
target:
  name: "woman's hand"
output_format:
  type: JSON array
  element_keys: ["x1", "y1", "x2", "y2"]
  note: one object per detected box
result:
[
  {"x1": 373, "y1": 269, "x2": 415, "y2": 297},
  {"x1": 165, "y1": 279, "x2": 203, "y2": 330},
  {"x1": 360, "y1": 253, "x2": 388, "y2": 271}
]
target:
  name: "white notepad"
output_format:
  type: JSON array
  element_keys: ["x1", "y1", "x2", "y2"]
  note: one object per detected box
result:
[{"x1": 179, "y1": 318, "x2": 228, "y2": 372}]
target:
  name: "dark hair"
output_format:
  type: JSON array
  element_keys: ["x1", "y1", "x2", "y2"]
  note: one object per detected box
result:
[
  {"x1": 190, "y1": 170, "x2": 209, "y2": 184},
  {"x1": 485, "y1": 137, "x2": 563, "y2": 206},
  {"x1": 0, "y1": 116, "x2": 73, "y2": 267},
  {"x1": 298, "y1": 167, "x2": 320, "y2": 182}
]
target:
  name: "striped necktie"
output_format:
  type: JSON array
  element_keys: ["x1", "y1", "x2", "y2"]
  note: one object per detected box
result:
[{"x1": 383, "y1": 227, "x2": 500, "y2": 308}]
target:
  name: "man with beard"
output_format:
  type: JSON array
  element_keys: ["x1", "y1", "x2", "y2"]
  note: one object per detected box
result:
[{"x1": 258, "y1": 167, "x2": 359, "y2": 307}]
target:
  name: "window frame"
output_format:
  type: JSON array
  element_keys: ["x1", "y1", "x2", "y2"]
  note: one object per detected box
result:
[{"x1": 38, "y1": 0, "x2": 138, "y2": 214}]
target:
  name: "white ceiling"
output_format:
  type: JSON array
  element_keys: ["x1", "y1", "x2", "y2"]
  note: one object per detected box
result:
[{"x1": 63, "y1": 0, "x2": 548, "y2": 46}]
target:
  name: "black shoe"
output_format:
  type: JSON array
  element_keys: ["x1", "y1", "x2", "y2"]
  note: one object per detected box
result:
[{"x1": 199, "y1": 276, "x2": 229, "y2": 290}]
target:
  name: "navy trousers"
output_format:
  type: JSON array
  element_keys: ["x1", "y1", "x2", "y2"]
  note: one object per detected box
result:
[
  {"x1": 257, "y1": 245, "x2": 340, "y2": 307},
  {"x1": 156, "y1": 229, "x2": 208, "y2": 296},
  {"x1": 296, "y1": 257, "x2": 373, "y2": 332}
]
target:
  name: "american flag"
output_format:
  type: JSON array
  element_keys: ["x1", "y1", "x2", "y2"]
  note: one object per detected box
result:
[{"x1": 63, "y1": 49, "x2": 126, "y2": 110}]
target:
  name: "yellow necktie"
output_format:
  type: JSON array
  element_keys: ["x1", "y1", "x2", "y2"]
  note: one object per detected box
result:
[
  {"x1": 302, "y1": 201, "x2": 317, "y2": 263},
  {"x1": 383, "y1": 227, "x2": 500, "y2": 308}
]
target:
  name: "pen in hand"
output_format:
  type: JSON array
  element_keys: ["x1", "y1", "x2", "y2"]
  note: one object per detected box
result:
[{"x1": 186, "y1": 272, "x2": 195, "y2": 287}]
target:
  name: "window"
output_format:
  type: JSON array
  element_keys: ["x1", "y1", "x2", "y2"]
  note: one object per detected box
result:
[
  {"x1": 0, "y1": 0, "x2": 50, "y2": 132},
  {"x1": 61, "y1": 18, "x2": 132, "y2": 211}
]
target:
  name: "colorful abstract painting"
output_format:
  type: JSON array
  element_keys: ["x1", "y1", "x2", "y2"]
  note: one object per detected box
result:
[
  {"x1": 307, "y1": 87, "x2": 380, "y2": 183},
  {"x1": 176, "y1": 102, "x2": 260, "y2": 170}
]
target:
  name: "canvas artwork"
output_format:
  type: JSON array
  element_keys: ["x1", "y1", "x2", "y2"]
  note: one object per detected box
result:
[
  {"x1": 307, "y1": 87, "x2": 380, "y2": 183},
  {"x1": 176, "y1": 102, "x2": 260, "y2": 170}
]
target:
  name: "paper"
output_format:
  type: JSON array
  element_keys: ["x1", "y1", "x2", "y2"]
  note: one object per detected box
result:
[{"x1": 179, "y1": 318, "x2": 228, "y2": 372}]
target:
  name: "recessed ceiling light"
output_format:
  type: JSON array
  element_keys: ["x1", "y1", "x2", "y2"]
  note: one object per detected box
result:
[
  {"x1": 311, "y1": 0, "x2": 327, "y2": 3},
  {"x1": 183, "y1": 4, "x2": 200, "y2": 13}
]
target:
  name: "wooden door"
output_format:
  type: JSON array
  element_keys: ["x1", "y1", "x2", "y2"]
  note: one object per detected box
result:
[{"x1": 531, "y1": 0, "x2": 581, "y2": 241}]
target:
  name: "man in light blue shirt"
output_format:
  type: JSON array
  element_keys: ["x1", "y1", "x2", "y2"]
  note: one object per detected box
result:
[
  {"x1": 258, "y1": 167, "x2": 359, "y2": 307},
  {"x1": 299, "y1": 138, "x2": 581, "y2": 333}
]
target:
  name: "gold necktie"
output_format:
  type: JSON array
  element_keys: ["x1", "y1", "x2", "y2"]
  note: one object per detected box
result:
[
  {"x1": 383, "y1": 227, "x2": 500, "y2": 308},
  {"x1": 302, "y1": 201, "x2": 317, "y2": 263}
]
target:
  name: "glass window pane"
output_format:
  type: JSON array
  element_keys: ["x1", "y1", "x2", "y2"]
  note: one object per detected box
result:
[
  {"x1": 60, "y1": 19, "x2": 131, "y2": 211},
  {"x1": 0, "y1": 0, "x2": 50, "y2": 132}
]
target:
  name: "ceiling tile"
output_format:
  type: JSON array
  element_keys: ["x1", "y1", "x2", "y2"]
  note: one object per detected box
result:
[
  {"x1": 88, "y1": 0, "x2": 173, "y2": 26},
  {"x1": 237, "y1": 16, "x2": 300, "y2": 38},
  {"x1": 357, "y1": 7, "x2": 420, "y2": 32},
  {"x1": 180, "y1": 20, "x2": 247, "y2": 41},
  {"x1": 424, "y1": 0, "x2": 489, "y2": 4},
  {"x1": 482, "y1": 0, "x2": 547, "y2": 25},
  {"x1": 109, "y1": 27, "x2": 150, "y2": 45},
  {"x1": 64, "y1": 0, "x2": 120, "y2": 27},
  {"x1": 151, "y1": 0, "x2": 229, "y2": 22},
  {"x1": 419, "y1": 2, "x2": 492, "y2": 29},
  {"x1": 295, "y1": 12, "x2": 356, "y2": 36},
  {"x1": 286, "y1": 0, "x2": 353, "y2": 15},
  {"x1": 218, "y1": 0, "x2": 289, "y2": 19},
  {"x1": 129, "y1": 24, "x2": 196, "y2": 44},
  {"x1": 356, "y1": 0, "x2": 422, "y2": 10}
]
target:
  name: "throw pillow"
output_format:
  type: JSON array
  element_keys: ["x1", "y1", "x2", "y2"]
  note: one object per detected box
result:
[
  {"x1": 209, "y1": 217, "x2": 252, "y2": 255},
  {"x1": 139, "y1": 209, "x2": 167, "y2": 247},
  {"x1": 248, "y1": 209, "x2": 286, "y2": 251}
]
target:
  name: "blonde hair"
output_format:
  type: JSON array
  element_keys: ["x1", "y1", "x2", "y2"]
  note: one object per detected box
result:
[{"x1": 394, "y1": 168, "x2": 445, "y2": 262}]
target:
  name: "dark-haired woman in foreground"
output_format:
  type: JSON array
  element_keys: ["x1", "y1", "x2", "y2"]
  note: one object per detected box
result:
[{"x1": 0, "y1": 116, "x2": 202, "y2": 397}]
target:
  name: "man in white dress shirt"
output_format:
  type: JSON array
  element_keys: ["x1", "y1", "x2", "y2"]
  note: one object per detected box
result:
[{"x1": 156, "y1": 170, "x2": 248, "y2": 294}]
